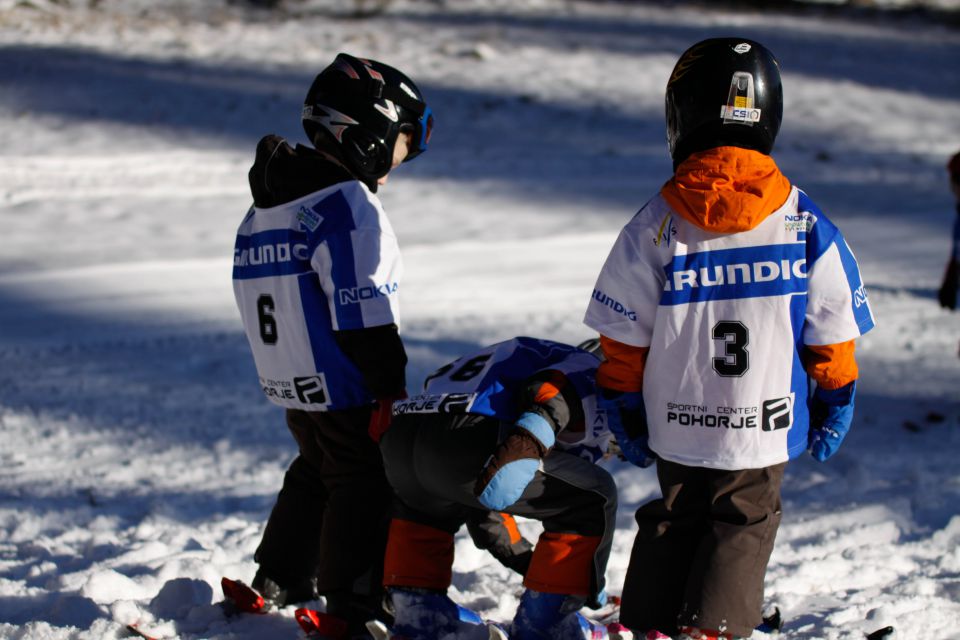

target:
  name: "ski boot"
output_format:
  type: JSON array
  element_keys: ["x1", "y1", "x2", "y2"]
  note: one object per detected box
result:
[
  {"x1": 251, "y1": 569, "x2": 318, "y2": 608},
  {"x1": 325, "y1": 591, "x2": 394, "y2": 640},
  {"x1": 386, "y1": 587, "x2": 493, "y2": 640},
  {"x1": 510, "y1": 589, "x2": 609, "y2": 640}
]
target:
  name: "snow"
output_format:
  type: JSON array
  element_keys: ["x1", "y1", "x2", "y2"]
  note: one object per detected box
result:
[{"x1": 0, "y1": 1, "x2": 958, "y2": 638}]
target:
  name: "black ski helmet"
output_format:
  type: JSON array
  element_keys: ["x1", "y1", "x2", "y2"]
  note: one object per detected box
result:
[
  {"x1": 666, "y1": 38, "x2": 783, "y2": 165},
  {"x1": 302, "y1": 53, "x2": 433, "y2": 190}
]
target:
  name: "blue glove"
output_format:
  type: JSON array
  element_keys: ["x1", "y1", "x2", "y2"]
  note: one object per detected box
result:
[
  {"x1": 598, "y1": 389, "x2": 655, "y2": 468},
  {"x1": 474, "y1": 412, "x2": 555, "y2": 511},
  {"x1": 808, "y1": 380, "x2": 856, "y2": 462}
]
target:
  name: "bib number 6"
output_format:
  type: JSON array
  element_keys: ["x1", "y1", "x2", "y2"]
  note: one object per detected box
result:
[
  {"x1": 712, "y1": 321, "x2": 749, "y2": 377},
  {"x1": 257, "y1": 294, "x2": 278, "y2": 345}
]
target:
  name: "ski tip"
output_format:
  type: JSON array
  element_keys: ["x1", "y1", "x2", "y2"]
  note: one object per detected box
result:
[
  {"x1": 607, "y1": 622, "x2": 635, "y2": 640},
  {"x1": 124, "y1": 623, "x2": 160, "y2": 640},
  {"x1": 365, "y1": 619, "x2": 390, "y2": 640},
  {"x1": 757, "y1": 605, "x2": 783, "y2": 634},
  {"x1": 220, "y1": 577, "x2": 267, "y2": 614},
  {"x1": 866, "y1": 626, "x2": 895, "y2": 640},
  {"x1": 488, "y1": 624, "x2": 509, "y2": 640},
  {"x1": 294, "y1": 608, "x2": 349, "y2": 637}
]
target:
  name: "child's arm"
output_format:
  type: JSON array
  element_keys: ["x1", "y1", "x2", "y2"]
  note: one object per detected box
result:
[
  {"x1": 803, "y1": 340, "x2": 859, "y2": 461},
  {"x1": 595, "y1": 336, "x2": 655, "y2": 468}
]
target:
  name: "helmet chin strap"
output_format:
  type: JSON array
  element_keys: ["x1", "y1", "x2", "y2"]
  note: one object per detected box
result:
[
  {"x1": 318, "y1": 145, "x2": 383, "y2": 192},
  {"x1": 308, "y1": 141, "x2": 358, "y2": 177},
  {"x1": 314, "y1": 148, "x2": 350, "y2": 171},
  {"x1": 309, "y1": 132, "x2": 384, "y2": 193}
]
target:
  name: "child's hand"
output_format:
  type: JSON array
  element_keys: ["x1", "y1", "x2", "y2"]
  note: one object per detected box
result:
[
  {"x1": 599, "y1": 389, "x2": 656, "y2": 468},
  {"x1": 474, "y1": 412, "x2": 554, "y2": 511},
  {"x1": 808, "y1": 381, "x2": 856, "y2": 462}
]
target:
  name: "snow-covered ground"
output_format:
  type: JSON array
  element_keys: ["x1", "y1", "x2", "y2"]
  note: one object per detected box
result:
[{"x1": 0, "y1": 1, "x2": 958, "y2": 639}]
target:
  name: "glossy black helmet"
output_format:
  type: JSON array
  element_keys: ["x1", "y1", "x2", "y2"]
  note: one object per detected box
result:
[
  {"x1": 666, "y1": 38, "x2": 783, "y2": 165},
  {"x1": 302, "y1": 53, "x2": 433, "y2": 190}
]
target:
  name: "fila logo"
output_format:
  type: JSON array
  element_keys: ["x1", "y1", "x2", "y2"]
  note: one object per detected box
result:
[
  {"x1": 294, "y1": 375, "x2": 329, "y2": 406},
  {"x1": 761, "y1": 397, "x2": 792, "y2": 432}
]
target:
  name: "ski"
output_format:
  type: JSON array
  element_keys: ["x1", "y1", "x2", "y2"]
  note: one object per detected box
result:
[
  {"x1": 295, "y1": 607, "x2": 349, "y2": 638},
  {"x1": 124, "y1": 622, "x2": 161, "y2": 640},
  {"x1": 366, "y1": 619, "x2": 390, "y2": 640},
  {"x1": 585, "y1": 595, "x2": 633, "y2": 640},
  {"x1": 366, "y1": 618, "x2": 508, "y2": 640},
  {"x1": 221, "y1": 576, "x2": 354, "y2": 638},
  {"x1": 606, "y1": 623, "x2": 633, "y2": 640},
  {"x1": 220, "y1": 577, "x2": 269, "y2": 615},
  {"x1": 757, "y1": 606, "x2": 784, "y2": 634},
  {"x1": 588, "y1": 594, "x2": 622, "y2": 626},
  {"x1": 866, "y1": 626, "x2": 895, "y2": 640},
  {"x1": 490, "y1": 625, "x2": 509, "y2": 640}
]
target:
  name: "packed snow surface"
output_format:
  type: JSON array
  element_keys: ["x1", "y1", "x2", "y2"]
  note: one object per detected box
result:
[{"x1": 0, "y1": 1, "x2": 958, "y2": 639}]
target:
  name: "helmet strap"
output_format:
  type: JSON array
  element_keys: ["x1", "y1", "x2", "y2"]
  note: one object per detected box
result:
[{"x1": 308, "y1": 135, "x2": 357, "y2": 178}]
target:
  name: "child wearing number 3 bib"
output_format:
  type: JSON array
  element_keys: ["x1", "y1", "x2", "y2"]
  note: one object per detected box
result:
[{"x1": 583, "y1": 38, "x2": 875, "y2": 640}]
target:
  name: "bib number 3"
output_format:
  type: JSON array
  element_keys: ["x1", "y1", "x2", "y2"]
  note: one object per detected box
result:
[{"x1": 712, "y1": 321, "x2": 749, "y2": 377}]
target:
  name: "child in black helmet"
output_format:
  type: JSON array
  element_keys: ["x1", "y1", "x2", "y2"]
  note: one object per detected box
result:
[
  {"x1": 230, "y1": 52, "x2": 432, "y2": 637},
  {"x1": 584, "y1": 38, "x2": 875, "y2": 639},
  {"x1": 379, "y1": 337, "x2": 618, "y2": 640}
]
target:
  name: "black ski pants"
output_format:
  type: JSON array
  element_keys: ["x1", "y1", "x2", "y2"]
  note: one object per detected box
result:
[
  {"x1": 380, "y1": 412, "x2": 617, "y2": 605},
  {"x1": 255, "y1": 408, "x2": 392, "y2": 602},
  {"x1": 619, "y1": 459, "x2": 785, "y2": 638}
]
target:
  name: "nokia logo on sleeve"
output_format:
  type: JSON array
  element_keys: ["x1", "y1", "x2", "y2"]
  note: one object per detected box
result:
[{"x1": 337, "y1": 282, "x2": 399, "y2": 305}]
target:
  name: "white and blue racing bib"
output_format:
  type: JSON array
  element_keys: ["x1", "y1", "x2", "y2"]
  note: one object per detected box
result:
[
  {"x1": 233, "y1": 181, "x2": 402, "y2": 411},
  {"x1": 584, "y1": 187, "x2": 875, "y2": 469}
]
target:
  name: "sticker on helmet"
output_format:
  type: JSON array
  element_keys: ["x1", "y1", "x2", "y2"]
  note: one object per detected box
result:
[
  {"x1": 723, "y1": 71, "x2": 758, "y2": 126},
  {"x1": 733, "y1": 43, "x2": 752, "y2": 54},
  {"x1": 720, "y1": 105, "x2": 762, "y2": 123}
]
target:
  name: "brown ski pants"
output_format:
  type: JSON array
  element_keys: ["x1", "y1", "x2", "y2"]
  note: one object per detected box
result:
[{"x1": 619, "y1": 460, "x2": 785, "y2": 638}]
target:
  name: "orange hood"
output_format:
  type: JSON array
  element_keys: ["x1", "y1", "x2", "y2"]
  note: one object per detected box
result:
[{"x1": 661, "y1": 147, "x2": 792, "y2": 233}]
